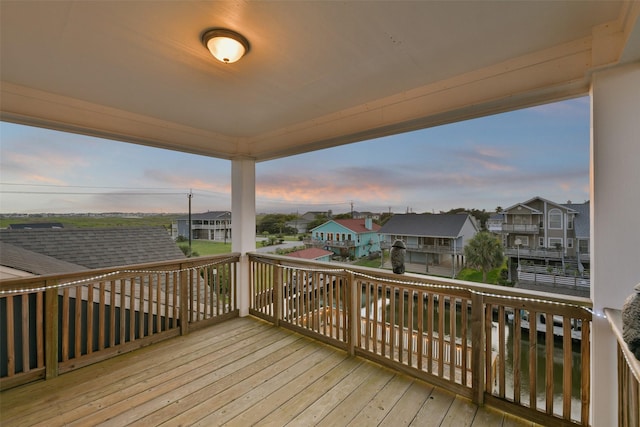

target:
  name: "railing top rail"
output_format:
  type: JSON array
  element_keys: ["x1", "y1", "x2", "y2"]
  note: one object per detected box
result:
[
  {"x1": 248, "y1": 252, "x2": 593, "y2": 312},
  {"x1": 0, "y1": 253, "x2": 241, "y2": 295}
]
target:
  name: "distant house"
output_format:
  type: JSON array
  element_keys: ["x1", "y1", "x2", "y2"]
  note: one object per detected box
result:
[
  {"x1": 378, "y1": 213, "x2": 478, "y2": 277},
  {"x1": 8, "y1": 222, "x2": 64, "y2": 229},
  {"x1": 0, "y1": 227, "x2": 185, "y2": 275},
  {"x1": 352, "y1": 211, "x2": 381, "y2": 221},
  {"x1": 307, "y1": 218, "x2": 381, "y2": 259},
  {"x1": 494, "y1": 196, "x2": 590, "y2": 289},
  {"x1": 285, "y1": 211, "x2": 331, "y2": 234},
  {"x1": 486, "y1": 213, "x2": 504, "y2": 233},
  {"x1": 172, "y1": 211, "x2": 231, "y2": 241},
  {"x1": 286, "y1": 247, "x2": 333, "y2": 263}
]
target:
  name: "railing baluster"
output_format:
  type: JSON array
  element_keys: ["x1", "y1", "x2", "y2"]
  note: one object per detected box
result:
[
  {"x1": 563, "y1": 315, "x2": 572, "y2": 420},
  {"x1": 108, "y1": 281, "x2": 115, "y2": 349},
  {"x1": 580, "y1": 319, "x2": 590, "y2": 424},
  {"x1": 62, "y1": 287, "x2": 69, "y2": 361},
  {"x1": 36, "y1": 291, "x2": 44, "y2": 369},
  {"x1": 98, "y1": 282, "x2": 106, "y2": 351},
  {"x1": 74, "y1": 285, "x2": 82, "y2": 358},
  {"x1": 6, "y1": 295, "x2": 15, "y2": 376},
  {"x1": 449, "y1": 297, "x2": 456, "y2": 382},
  {"x1": 86, "y1": 283, "x2": 94, "y2": 354},
  {"x1": 513, "y1": 307, "x2": 522, "y2": 404},
  {"x1": 45, "y1": 282, "x2": 58, "y2": 379},
  {"x1": 484, "y1": 303, "x2": 493, "y2": 392},
  {"x1": 129, "y1": 277, "x2": 136, "y2": 341},
  {"x1": 439, "y1": 294, "x2": 446, "y2": 377},
  {"x1": 156, "y1": 273, "x2": 161, "y2": 331},
  {"x1": 545, "y1": 312, "x2": 554, "y2": 415},
  {"x1": 529, "y1": 310, "x2": 538, "y2": 411},
  {"x1": 470, "y1": 292, "x2": 484, "y2": 405},
  {"x1": 21, "y1": 294, "x2": 29, "y2": 373},
  {"x1": 461, "y1": 298, "x2": 467, "y2": 386},
  {"x1": 498, "y1": 305, "x2": 506, "y2": 398}
]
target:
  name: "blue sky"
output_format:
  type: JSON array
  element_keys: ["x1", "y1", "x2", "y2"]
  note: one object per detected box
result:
[{"x1": 0, "y1": 96, "x2": 590, "y2": 215}]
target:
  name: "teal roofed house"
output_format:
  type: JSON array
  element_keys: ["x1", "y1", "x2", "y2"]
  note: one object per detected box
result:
[{"x1": 308, "y1": 218, "x2": 381, "y2": 260}]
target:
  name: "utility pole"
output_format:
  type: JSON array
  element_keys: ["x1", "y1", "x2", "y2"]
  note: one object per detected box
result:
[
  {"x1": 188, "y1": 190, "x2": 193, "y2": 256},
  {"x1": 350, "y1": 200, "x2": 354, "y2": 218}
]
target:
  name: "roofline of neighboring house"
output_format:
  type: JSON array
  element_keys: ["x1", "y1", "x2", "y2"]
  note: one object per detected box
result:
[{"x1": 504, "y1": 196, "x2": 578, "y2": 213}]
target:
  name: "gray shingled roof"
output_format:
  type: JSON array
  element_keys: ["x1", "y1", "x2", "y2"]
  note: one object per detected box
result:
[
  {"x1": 176, "y1": 211, "x2": 231, "y2": 220},
  {"x1": 0, "y1": 227, "x2": 186, "y2": 270},
  {"x1": 0, "y1": 242, "x2": 88, "y2": 275},
  {"x1": 378, "y1": 213, "x2": 470, "y2": 238},
  {"x1": 563, "y1": 201, "x2": 590, "y2": 239}
]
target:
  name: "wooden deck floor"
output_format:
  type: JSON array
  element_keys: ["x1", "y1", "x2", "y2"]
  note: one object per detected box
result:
[{"x1": 0, "y1": 317, "x2": 540, "y2": 427}]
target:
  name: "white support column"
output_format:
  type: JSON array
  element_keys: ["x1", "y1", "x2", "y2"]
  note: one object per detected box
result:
[
  {"x1": 590, "y1": 62, "x2": 640, "y2": 427},
  {"x1": 231, "y1": 157, "x2": 256, "y2": 317}
]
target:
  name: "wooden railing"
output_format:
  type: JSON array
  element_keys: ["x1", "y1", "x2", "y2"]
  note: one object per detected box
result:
[
  {"x1": 0, "y1": 254, "x2": 239, "y2": 390},
  {"x1": 249, "y1": 253, "x2": 593, "y2": 426},
  {"x1": 605, "y1": 308, "x2": 640, "y2": 427}
]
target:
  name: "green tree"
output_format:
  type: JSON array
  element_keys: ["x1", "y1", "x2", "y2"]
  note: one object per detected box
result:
[{"x1": 463, "y1": 231, "x2": 504, "y2": 283}]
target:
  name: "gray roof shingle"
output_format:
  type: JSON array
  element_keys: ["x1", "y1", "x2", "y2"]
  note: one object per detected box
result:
[
  {"x1": 0, "y1": 227, "x2": 186, "y2": 271},
  {"x1": 378, "y1": 213, "x2": 470, "y2": 238},
  {"x1": 563, "y1": 201, "x2": 590, "y2": 239},
  {"x1": 0, "y1": 242, "x2": 88, "y2": 275}
]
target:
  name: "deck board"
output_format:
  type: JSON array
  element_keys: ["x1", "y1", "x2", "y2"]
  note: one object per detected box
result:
[{"x1": 1, "y1": 316, "x2": 536, "y2": 427}]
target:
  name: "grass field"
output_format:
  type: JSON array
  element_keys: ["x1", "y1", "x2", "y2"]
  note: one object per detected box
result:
[{"x1": 181, "y1": 240, "x2": 232, "y2": 256}]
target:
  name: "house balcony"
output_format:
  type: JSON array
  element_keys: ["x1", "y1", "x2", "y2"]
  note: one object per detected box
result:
[
  {"x1": 381, "y1": 241, "x2": 459, "y2": 255},
  {"x1": 505, "y1": 247, "x2": 564, "y2": 260},
  {"x1": 500, "y1": 224, "x2": 540, "y2": 234},
  {"x1": 4, "y1": 253, "x2": 631, "y2": 427},
  {"x1": 304, "y1": 238, "x2": 356, "y2": 249}
]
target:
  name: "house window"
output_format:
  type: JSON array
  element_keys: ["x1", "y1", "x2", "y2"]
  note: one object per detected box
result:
[
  {"x1": 539, "y1": 237, "x2": 544, "y2": 247},
  {"x1": 548, "y1": 209, "x2": 562, "y2": 229},
  {"x1": 549, "y1": 238, "x2": 563, "y2": 249},
  {"x1": 320, "y1": 232, "x2": 324, "y2": 240},
  {"x1": 568, "y1": 215, "x2": 574, "y2": 229},
  {"x1": 515, "y1": 236, "x2": 529, "y2": 246},
  {"x1": 567, "y1": 238, "x2": 574, "y2": 249}
]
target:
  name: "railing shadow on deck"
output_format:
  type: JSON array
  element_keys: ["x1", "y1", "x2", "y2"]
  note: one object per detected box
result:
[
  {"x1": 249, "y1": 253, "x2": 593, "y2": 427},
  {"x1": 0, "y1": 254, "x2": 240, "y2": 390}
]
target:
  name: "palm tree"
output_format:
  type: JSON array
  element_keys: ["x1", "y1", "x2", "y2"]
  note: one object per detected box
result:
[{"x1": 464, "y1": 231, "x2": 504, "y2": 283}]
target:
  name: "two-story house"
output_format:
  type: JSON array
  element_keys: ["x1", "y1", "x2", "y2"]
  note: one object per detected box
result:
[
  {"x1": 378, "y1": 213, "x2": 478, "y2": 277},
  {"x1": 497, "y1": 197, "x2": 590, "y2": 286},
  {"x1": 284, "y1": 211, "x2": 331, "y2": 234},
  {"x1": 172, "y1": 211, "x2": 232, "y2": 242},
  {"x1": 307, "y1": 218, "x2": 381, "y2": 260}
]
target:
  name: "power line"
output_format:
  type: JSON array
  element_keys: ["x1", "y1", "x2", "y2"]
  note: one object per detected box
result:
[{"x1": 0, "y1": 191, "x2": 186, "y2": 196}]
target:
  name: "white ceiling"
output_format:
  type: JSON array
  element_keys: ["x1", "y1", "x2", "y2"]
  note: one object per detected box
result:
[{"x1": 1, "y1": 1, "x2": 639, "y2": 161}]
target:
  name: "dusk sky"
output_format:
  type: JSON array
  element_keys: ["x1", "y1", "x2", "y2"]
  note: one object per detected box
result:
[{"x1": 0, "y1": 96, "x2": 590, "y2": 215}]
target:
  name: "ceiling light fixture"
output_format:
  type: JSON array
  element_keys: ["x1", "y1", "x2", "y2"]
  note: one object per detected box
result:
[{"x1": 201, "y1": 28, "x2": 250, "y2": 64}]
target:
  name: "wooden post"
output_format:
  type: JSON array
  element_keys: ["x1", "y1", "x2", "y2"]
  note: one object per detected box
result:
[
  {"x1": 274, "y1": 263, "x2": 283, "y2": 326},
  {"x1": 44, "y1": 281, "x2": 59, "y2": 379},
  {"x1": 179, "y1": 265, "x2": 189, "y2": 336},
  {"x1": 470, "y1": 292, "x2": 485, "y2": 405},
  {"x1": 348, "y1": 272, "x2": 358, "y2": 356}
]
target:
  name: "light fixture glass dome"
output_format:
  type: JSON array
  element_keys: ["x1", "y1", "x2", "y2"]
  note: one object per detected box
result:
[{"x1": 202, "y1": 29, "x2": 249, "y2": 64}]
